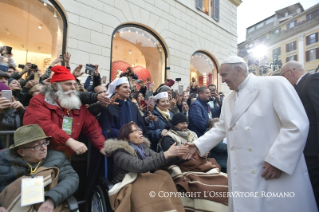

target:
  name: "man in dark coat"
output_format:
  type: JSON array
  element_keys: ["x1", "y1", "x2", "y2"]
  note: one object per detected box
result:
[
  {"x1": 0, "y1": 124, "x2": 79, "y2": 211},
  {"x1": 281, "y1": 61, "x2": 319, "y2": 209},
  {"x1": 188, "y1": 87, "x2": 212, "y2": 137}
]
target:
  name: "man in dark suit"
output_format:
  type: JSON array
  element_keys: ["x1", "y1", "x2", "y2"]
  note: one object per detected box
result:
[{"x1": 281, "y1": 61, "x2": 319, "y2": 209}]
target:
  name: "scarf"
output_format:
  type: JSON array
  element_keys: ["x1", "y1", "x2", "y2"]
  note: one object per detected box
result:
[
  {"x1": 156, "y1": 106, "x2": 171, "y2": 121},
  {"x1": 118, "y1": 99, "x2": 137, "y2": 126},
  {"x1": 172, "y1": 127, "x2": 198, "y2": 143},
  {"x1": 129, "y1": 143, "x2": 147, "y2": 159}
]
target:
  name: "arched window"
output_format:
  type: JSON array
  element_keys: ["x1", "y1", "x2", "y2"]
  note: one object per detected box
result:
[
  {"x1": 0, "y1": 0, "x2": 66, "y2": 70},
  {"x1": 190, "y1": 51, "x2": 218, "y2": 87},
  {"x1": 111, "y1": 25, "x2": 167, "y2": 88}
]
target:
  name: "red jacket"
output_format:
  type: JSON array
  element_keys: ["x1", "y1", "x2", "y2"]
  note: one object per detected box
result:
[{"x1": 23, "y1": 94, "x2": 105, "y2": 158}]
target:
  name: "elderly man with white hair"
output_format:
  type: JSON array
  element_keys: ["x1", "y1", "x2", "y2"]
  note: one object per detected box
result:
[
  {"x1": 185, "y1": 56, "x2": 317, "y2": 212},
  {"x1": 23, "y1": 66, "x2": 106, "y2": 158}
]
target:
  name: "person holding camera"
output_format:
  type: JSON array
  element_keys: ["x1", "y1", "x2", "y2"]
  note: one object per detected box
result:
[
  {"x1": 208, "y1": 84, "x2": 222, "y2": 118},
  {"x1": 0, "y1": 46, "x2": 16, "y2": 68},
  {"x1": 120, "y1": 67, "x2": 138, "y2": 80},
  {"x1": 0, "y1": 83, "x2": 25, "y2": 148}
]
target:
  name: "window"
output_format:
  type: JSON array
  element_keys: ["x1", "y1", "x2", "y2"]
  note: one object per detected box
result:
[
  {"x1": 306, "y1": 48, "x2": 319, "y2": 62},
  {"x1": 287, "y1": 20, "x2": 297, "y2": 29},
  {"x1": 196, "y1": 0, "x2": 219, "y2": 21},
  {"x1": 306, "y1": 13, "x2": 312, "y2": 21},
  {"x1": 286, "y1": 55, "x2": 297, "y2": 62},
  {"x1": 306, "y1": 33, "x2": 318, "y2": 45},
  {"x1": 286, "y1": 41, "x2": 297, "y2": 52},
  {"x1": 274, "y1": 28, "x2": 281, "y2": 34},
  {"x1": 190, "y1": 52, "x2": 217, "y2": 87},
  {"x1": 0, "y1": 0, "x2": 66, "y2": 71},
  {"x1": 111, "y1": 25, "x2": 166, "y2": 87},
  {"x1": 256, "y1": 22, "x2": 264, "y2": 29},
  {"x1": 247, "y1": 27, "x2": 255, "y2": 33},
  {"x1": 272, "y1": 47, "x2": 281, "y2": 58},
  {"x1": 265, "y1": 17, "x2": 274, "y2": 25}
]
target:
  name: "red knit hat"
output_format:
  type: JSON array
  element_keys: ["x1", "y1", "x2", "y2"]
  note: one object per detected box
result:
[{"x1": 51, "y1": 66, "x2": 76, "y2": 83}]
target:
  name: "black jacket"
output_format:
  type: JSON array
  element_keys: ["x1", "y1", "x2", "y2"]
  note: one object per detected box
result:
[{"x1": 295, "y1": 72, "x2": 319, "y2": 157}]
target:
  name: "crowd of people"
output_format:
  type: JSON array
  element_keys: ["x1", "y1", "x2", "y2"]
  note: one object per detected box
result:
[{"x1": 0, "y1": 45, "x2": 318, "y2": 212}]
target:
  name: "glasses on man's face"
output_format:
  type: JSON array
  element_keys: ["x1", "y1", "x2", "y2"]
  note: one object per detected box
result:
[
  {"x1": 281, "y1": 69, "x2": 291, "y2": 77},
  {"x1": 130, "y1": 128, "x2": 142, "y2": 133},
  {"x1": 23, "y1": 140, "x2": 50, "y2": 151}
]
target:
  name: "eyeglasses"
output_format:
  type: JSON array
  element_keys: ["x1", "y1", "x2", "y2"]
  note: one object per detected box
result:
[
  {"x1": 281, "y1": 69, "x2": 291, "y2": 76},
  {"x1": 130, "y1": 128, "x2": 142, "y2": 133},
  {"x1": 23, "y1": 140, "x2": 50, "y2": 151}
]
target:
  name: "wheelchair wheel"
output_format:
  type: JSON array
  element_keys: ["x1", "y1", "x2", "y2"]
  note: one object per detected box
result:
[{"x1": 90, "y1": 186, "x2": 107, "y2": 212}]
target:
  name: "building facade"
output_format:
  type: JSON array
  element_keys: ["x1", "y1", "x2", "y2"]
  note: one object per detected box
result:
[
  {"x1": 238, "y1": 3, "x2": 319, "y2": 76},
  {"x1": 0, "y1": 0, "x2": 241, "y2": 92}
]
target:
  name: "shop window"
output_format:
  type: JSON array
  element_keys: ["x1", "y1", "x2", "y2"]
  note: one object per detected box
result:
[
  {"x1": 306, "y1": 33, "x2": 318, "y2": 45},
  {"x1": 111, "y1": 25, "x2": 166, "y2": 88},
  {"x1": 247, "y1": 27, "x2": 255, "y2": 33},
  {"x1": 0, "y1": 0, "x2": 65, "y2": 71},
  {"x1": 286, "y1": 41, "x2": 296, "y2": 52},
  {"x1": 190, "y1": 52, "x2": 217, "y2": 88}
]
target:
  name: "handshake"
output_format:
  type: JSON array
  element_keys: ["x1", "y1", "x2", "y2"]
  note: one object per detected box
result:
[{"x1": 163, "y1": 142, "x2": 199, "y2": 160}]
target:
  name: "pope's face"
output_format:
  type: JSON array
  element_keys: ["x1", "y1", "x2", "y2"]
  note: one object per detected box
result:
[{"x1": 219, "y1": 64, "x2": 241, "y2": 91}]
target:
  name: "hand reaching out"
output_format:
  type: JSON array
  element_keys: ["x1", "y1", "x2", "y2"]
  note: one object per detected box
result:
[
  {"x1": 183, "y1": 143, "x2": 199, "y2": 160},
  {"x1": 72, "y1": 65, "x2": 84, "y2": 77},
  {"x1": 147, "y1": 111, "x2": 157, "y2": 122}
]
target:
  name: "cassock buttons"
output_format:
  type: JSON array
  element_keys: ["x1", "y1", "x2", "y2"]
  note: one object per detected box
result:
[
  {"x1": 252, "y1": 169, "x2": 256, "y2": 174},
  {"x1": 248, "y1": 148, "x2": 252, "y2": 151}
]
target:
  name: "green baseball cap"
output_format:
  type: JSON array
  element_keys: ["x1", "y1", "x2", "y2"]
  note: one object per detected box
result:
[{"x1": 10, "y1": 124, "x2": 51, "y2": 149}]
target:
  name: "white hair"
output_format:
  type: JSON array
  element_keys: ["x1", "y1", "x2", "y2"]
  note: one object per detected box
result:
[
  {"x1": 43, "y1": 82, "x2": 81, "y2": 110},
  {"x1": 229, "y1": 62, "x2": 248, "y2": 75}
]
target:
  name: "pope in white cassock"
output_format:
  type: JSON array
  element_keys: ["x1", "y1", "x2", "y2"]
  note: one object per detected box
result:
[{"x1": 185, "y1": 56, "x2": 317, "y2": 212}]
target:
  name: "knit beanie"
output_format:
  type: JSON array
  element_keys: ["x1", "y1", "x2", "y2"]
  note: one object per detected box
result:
[
  {"x1": 170, "y1": 113, "x2": 188, "y2": 126},
  {"x1": 0, "y1": 82, "x2": 10, "y2": 91},
  {"x1": 50, "y1": 66, "x2": 75, "y2": 83},
  {"x1": 8, "y1": 78, "x2": 14, "y2": 85}
]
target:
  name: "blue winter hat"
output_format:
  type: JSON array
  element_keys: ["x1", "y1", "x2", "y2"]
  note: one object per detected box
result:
[{"x1": 8, "y1": 78, "x2": 14, "y2": 85}]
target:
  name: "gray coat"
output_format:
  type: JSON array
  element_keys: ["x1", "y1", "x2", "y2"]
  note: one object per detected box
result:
[
  {"x1": 104, "y1": 137, "x2": 180, "y2": 184},
  {"x1": 0, "y1": 148, "x2": 79, "y2": 207}
]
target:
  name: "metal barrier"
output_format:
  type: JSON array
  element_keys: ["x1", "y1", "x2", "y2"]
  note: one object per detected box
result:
[{"x1": 0, "y1": 130, "x2": 15, "y2": 149}]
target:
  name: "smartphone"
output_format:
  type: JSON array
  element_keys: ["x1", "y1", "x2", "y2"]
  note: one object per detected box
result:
[
  {"x1": 178, "y1": 85, "x2": 184, "y2": 95},
  {"x1": 172, "y1": 91, "x2": 177, "y2": 99},
  {"x1": 18, "y1": 64, "x2": 25, "y2": 69},
  {"x1": 102, "y1": 76, "x2": 107, "y2": 84},
  {"x1": 5, "y1": 46, "x2": 12, "y2": 55},
  {"x1": 2, "y1": 90, "x2": 12, "y2": 103},
  {"x1": 140, "y1": 100, "x2": 147, "y2": 108},
  {"x1": 34, "y1": 72, "x2": 40, "y2": 82}
]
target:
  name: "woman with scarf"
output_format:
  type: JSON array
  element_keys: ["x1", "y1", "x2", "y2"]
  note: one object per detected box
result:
[
  {"x1": 147, "y1": 92, "x2": 174, "y2": 151},
  {"x1": 103, "y1": 121, "x2": 187, "y2": 212},
  {"x1": 98, "y1": 77, "x2": 147, "y2": 139},
  {"x1": 159, "y1": 113, "x2": 229, "y2": 212}
]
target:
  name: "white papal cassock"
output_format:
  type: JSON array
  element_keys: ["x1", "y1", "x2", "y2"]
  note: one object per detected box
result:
[{"x1": 194, "y1": 74, "x2": 317, "y2": 212}]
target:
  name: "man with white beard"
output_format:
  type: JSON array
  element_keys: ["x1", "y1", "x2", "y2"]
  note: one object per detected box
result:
[{"x1": 23, "y1": 66, "x2": 106, "y2": 158}]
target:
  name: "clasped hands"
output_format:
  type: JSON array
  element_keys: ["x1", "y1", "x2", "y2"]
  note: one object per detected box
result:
[{"x1": 182, "y1": 143, "x2": 282, "y2": 180}]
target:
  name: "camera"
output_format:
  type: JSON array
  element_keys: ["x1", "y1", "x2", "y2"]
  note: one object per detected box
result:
[
  {"x1": 18, "y1": 64, "x2": 25, "y2": 69},
  {"x1": 31, "y1": 64, "x2": 38, "y2": 69},
  {"x1": 85, "y1": 64, "x2": 95, "y2": 75}
]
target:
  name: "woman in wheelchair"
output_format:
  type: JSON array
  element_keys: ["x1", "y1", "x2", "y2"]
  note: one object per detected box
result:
[{"x1": 103, "y1": 121, "x2": 187, "y2": 212}]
